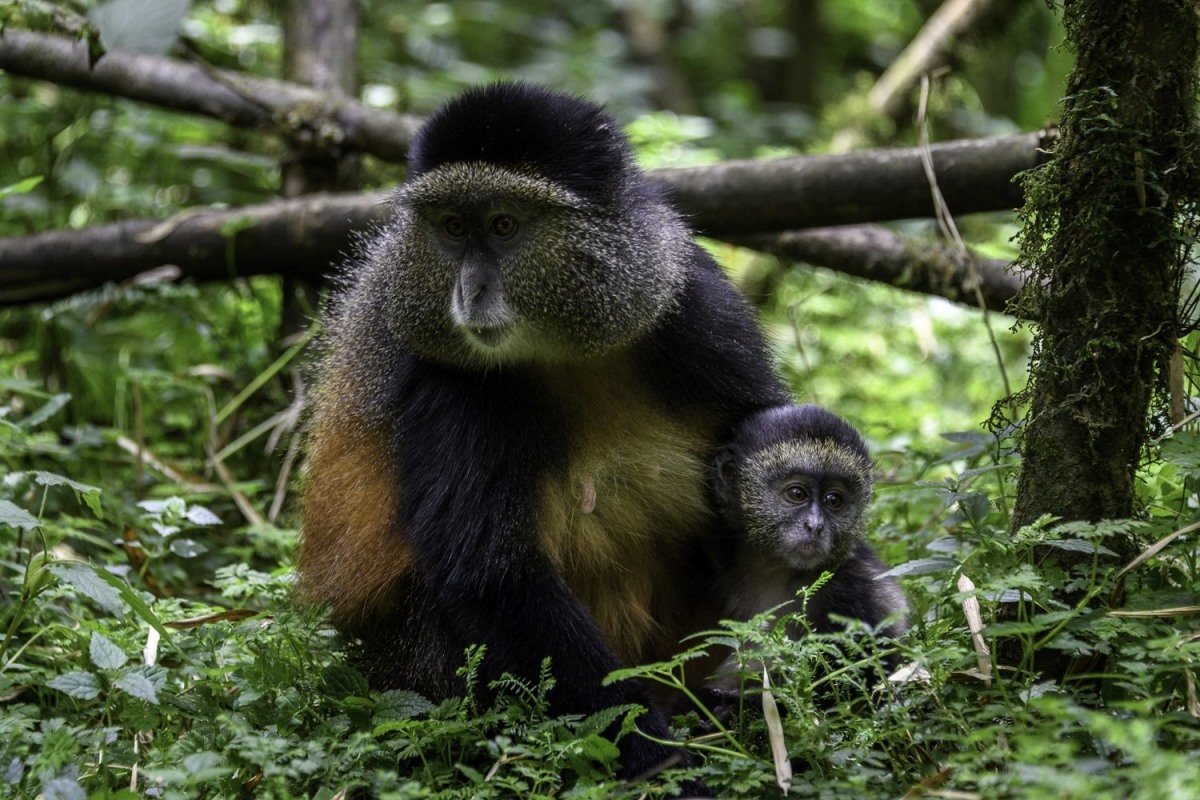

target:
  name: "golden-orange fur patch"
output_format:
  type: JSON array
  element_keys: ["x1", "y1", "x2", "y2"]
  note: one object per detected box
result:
[
  {"x1": 297, "y1": 406, "x2": 412, "y2": 625},
  {"x1": 536, "y1": 355, "x2": 719, "y2": 665}
]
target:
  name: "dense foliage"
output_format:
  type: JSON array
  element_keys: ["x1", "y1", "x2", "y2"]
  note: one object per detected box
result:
[{"x1": 2, "y1": 1, "x2": 1199, "y2": 798}]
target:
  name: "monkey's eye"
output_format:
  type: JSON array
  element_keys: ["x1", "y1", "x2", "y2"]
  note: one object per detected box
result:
[
  {"x1": 782, "y1": 484, "x2": 808, "y2": 504},
  {"x1": 822, "y1": 491, "x2": 844, "y2": 511},
  {"x1": 442, "y1": 216, "x2": 467, "y2": 239},
  {"x1": 489, "y1": 214, "x2": 518, "y2": 239}
]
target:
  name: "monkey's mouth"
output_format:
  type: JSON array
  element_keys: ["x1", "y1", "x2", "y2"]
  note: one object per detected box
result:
[
  {"x1": 464, "y1": 323, "x2": 514, "y2": 348},
  {"x1": 785, "y1": 538, "x2": 827, "y2": 567}
]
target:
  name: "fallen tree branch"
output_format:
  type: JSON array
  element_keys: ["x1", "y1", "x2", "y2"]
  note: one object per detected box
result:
[
  {"x1": 0, "y1": 29, "x2": 420, "y2": 161},
  {"x1": 732, "y1": 225, "x2": 1024, "y2": 314},
  {"x1": 1, "y1": 130, "x2": 1051, "y2": 303},
  {"x1": 662, "y1": 130, "x2": 1051, "y2": 235},
  {"x1": 0, "y1": 187, "x2": 1025, "y2": 311},
  {"x1": 0, "y1": 191, "x2": 392, "y2": 304},
  {"x1": 0, "y1": 28, "x2": 1054, "y2": 197}
]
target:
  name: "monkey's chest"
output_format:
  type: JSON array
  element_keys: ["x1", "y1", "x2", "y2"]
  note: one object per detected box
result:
[{"x1": 536, "y1": 369, "x2": 718, "y2": 664}]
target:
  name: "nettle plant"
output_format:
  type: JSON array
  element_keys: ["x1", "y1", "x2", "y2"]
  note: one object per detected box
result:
[{"x1": 4, "y1": 371, "x2": 1200, "y2": 799}]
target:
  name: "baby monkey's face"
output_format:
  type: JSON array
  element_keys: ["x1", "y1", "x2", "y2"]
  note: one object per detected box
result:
[
  {"x1": 741, "y1": 465, "x2": 865, "y2": 572},
  {"x1": 767, "y1": 471, "x2": 854, "y2": 568}
]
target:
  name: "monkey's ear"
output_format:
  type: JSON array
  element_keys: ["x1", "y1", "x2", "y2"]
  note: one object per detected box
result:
[{"x1": 710, "y1": 447, "x2": 739, "y2": 508}]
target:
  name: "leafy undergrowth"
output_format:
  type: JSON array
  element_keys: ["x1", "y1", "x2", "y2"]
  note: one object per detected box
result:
[{"x1": 3, "y1": 283, "x2": 1200, "y2": 799}]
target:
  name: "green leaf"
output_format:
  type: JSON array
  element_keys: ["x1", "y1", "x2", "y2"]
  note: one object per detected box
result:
[
  {"x1": 323, "y1": 662, "x2": 371, "y2": 700},
  {"x1": 139, "y1": 497, "x2": 186, "y2": 519},
  {"x1": 0, "y1": 499, "x2": 39, "y2": 532},
  {"x1": 956, "y1": 463, "x2": 1016, "y2": 482},
  {"x1": 168, "y1": 538, "x2": 207, "y2": 558},
  {"x1": 47, "y1": 562, "x2": 126, "y2": 617},
  {"x1": 1042, "y1": 539, "x2": 1118, "y2": 557},
  {"x1": 0, "y1": 176, "x2": 43, "y2": 199},
  {"x1": 985, "y1": 610, "x2": 1073, "y2": 637},
  {"x1": 115, "y1": 670, "x2": 159, "y2": 704},
  {"x1": 89, "y1": 633, "x2": 127, "y2": 671},
  {"x1": 87, "y1": 566, "x2": 172, "y2": 641},
  {"x1": 32, "y1": 471, "x2": 104, "y2": 519},
  {"x1": 577, "y1": 704, "x2": 631, "y2": 738},
  {"x1": 47, "y1": 671, "x2": 101, "y2": 700},
  {"x1": 877, "y1": 556, "x2": 958, "y2": 578},
  {"x1": 185, "y1": 505, "x2": 221, "y2": 526},
  {"x1": 181, "y1": 751, "x2": 225, "y2": 779},
  {"x1": 89, "y1": 0, "x2": 191, "y2": 56},
  {"x1": 375, "y1": 689, "x2": 435, "y2": 721},
  {"x1": 20, "y1": 393, "x2": 70, "y2": 430},
  {"x1": 1162, "y1": 432, "x2": 1200, "y2": 471},
  {"x1": 32, "y1": 471, "x2": 101, "y2": 495},
  {"x1": 42, "y1": 773, "x2": 87, "y2": 800}
]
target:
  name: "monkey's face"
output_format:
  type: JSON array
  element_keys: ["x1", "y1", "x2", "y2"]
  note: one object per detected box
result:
[
  {"x1": 736, "y1": 440, "x2": 872, "y2": 573},
  {"x1": 374, "y1": 164, "x2": 689, "y2": 367}
]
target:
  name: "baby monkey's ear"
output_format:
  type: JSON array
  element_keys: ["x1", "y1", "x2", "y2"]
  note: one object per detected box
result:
[{"x1": 710, "y1": 446, "x2": 740, "y2": 509}]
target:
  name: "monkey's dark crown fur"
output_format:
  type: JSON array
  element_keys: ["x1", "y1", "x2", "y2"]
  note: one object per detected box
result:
[{"x1": 407, "y1": 82, "x2": 635, "y2": 205}]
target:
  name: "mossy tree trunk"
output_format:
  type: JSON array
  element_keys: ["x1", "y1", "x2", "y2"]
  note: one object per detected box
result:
[{"x1": 1009, "y1": 1, "x2": 1199, "y2": 536}]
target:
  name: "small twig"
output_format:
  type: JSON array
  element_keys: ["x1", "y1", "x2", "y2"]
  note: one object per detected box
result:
[
  {"x1": 115, "y1": 435, "x2": 220, "y2": 492},
  {"x1": 208, "y1": 450, "x2": 265, "y2": 528},
  {"x1": 917, "y1": 75, "x2": 1015, "y2": 404},
  {"x1": 1112, "y1": 519, "x2": 1200, "y2": 585}
]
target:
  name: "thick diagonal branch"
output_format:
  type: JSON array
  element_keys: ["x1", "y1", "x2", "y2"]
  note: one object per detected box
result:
[{"x1": 0, "y1": 29, "x2": 419, "y2": 161}]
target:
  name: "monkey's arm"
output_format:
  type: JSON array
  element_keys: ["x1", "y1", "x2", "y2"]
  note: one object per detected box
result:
[
  {"x1": 807, "y1": 542, "x2": 908, "y2": 639},
  {"x1": 641, "y1": 249, "x2": 791, "y2": 416}
]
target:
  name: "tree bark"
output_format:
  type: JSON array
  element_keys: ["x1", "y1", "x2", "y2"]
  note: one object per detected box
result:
[
  {"x1": 656, "y1": 131, "x2": 1051, "y2": 235},
  {"x1": 0, "y1": 192, "x2": 393, "y2": 304},
  {"x1": 0, "y1": 191, "x2": 1020, "y2": 312},
  {"x1": 1009, "y1": 0, "x2": 1199, "y2": 531},
  {"x1": 733, "y1": 225, "x2": 1021, "y2": 313},
  {"x1": 279, "y1": 0, "x2": 360, "y2": 334}
]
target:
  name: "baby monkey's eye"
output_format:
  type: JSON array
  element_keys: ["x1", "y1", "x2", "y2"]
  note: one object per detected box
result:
[
  {"x1": 782, "y1": 484, "x2": 808, "y2": 504},
  {"x1": 822, "y1": 491, "x2": 844, "y2": 511},
  {"x1": 489, "y1": 214, "x2": 518, "y2": 238},
  {"x1": 443, "y1": 216, "x2": 467, "y2": 238}
]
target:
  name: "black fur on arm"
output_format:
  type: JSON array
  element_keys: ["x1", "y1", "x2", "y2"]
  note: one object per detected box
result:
[
  {"x1": 639, "y1": 245, "x2": 791, "y2": 415},
  {"x1": 385, "y1": 361, "x2": 681, "y2": 776},
  {"x1": 805, "y1": 542, "x2": 908, "y2": 640}
]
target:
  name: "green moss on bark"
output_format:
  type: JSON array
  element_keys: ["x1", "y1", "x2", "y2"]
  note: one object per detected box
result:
[{"x1": 1007, "y1": 0, "x2": 1199, "y2": 534}]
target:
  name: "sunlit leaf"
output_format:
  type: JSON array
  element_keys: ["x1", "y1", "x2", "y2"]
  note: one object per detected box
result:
[
  {"x1": 47, "y1": 562, "x2": 126, "y2": 617},
  {"x1": 90, "y1": 0, "x2": 191, "y2": 56},
  {"x1": 0, "y1": 499, "x2": 39, "y2": 532},
  {"x1": 115, "y1": 670, "x2": 159, "y2": 704},
  {"x1": 47, "y1": 671, "x2": 101, "y2": 701},
  {"x1": 89, "y1": 632, "x2": 127, "y2": 671},
  {"x1": 185, "y1": 505, "x2": 221, "y2": 526},
  {"x1": 32, "y1": 471, "x2": 104, "y2": 519},
  {"x1": 169, "y1": 538, "x2": 207, "y2": 558},
  {"x1": 0, "y1": 176, "x2": 43, "y2": 199},
  {"x1": 877, "y1": 556, "x2": 958, "y2": 578}
]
